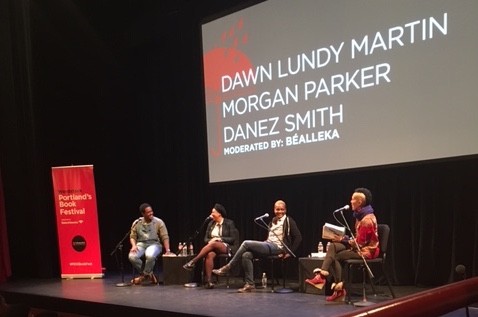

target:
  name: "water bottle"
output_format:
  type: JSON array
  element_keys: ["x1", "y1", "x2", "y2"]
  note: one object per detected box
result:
[
  {"x1": 318, "y1": 242, "x2": 324, "y2": 253},
  {"x1": 326, "y1": 242, "x2": 331, "y2": 252},
  {"x1": 189, "y1": 243, "x2": 194, "y2": 256},
  {"x1": 261, "y1": 272, "x2": 268, "y2": 289},
  {"x1": 182, "y1": 243, "x2": 188, "y2": 256},
  {"x1": 178, "y1": 242, "x2": 183, "y2": 255}
]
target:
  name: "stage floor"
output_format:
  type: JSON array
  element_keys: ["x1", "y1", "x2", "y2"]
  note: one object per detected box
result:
[{"x1": 0, "y1": 273, "x2": 475, "y2": 317}]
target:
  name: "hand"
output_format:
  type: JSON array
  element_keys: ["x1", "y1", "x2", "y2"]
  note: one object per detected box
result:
[
  {"x1": 331, "y1": 234, "x2": 342, "y2": 242},
  {"x1": 163, "y1": 250, "x2": 175, "y2": 256},
  {"x1": 277, "y1": 252, "x2": 290, "y2": 259},
  {"x1": 130, "y1": 245, "x2": 138, "y2": 253},
  {"x1": 209, "y1": 237, "x2": 221, "y2": 243}
]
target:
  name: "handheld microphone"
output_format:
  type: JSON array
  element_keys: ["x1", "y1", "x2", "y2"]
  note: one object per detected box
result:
[
  {"x1": 254, "y1": 213, "x2": 269, "y2": 221},
  {"x1": 333, "y1": 205, "x2": 350, "y2": 212},
  {"x1": 204, "y1": 215, "x2": 213, "y2": 222}
]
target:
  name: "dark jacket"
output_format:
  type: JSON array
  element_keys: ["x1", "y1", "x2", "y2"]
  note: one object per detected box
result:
[
  {"x1": 270, "y1": 216, "x2": 302, "y2": 253},
  {"x1": 204, "y1": 218, "x2": 239, "y2": 253}
]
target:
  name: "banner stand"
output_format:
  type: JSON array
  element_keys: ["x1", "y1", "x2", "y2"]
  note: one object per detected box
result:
[{"x1": 51, "y1": 165, "x2": 103, "y2": 279}]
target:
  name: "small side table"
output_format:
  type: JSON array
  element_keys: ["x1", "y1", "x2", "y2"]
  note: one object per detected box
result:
[
  {"x1": 298, "y1": 257, "x2": 330, "y2": 295},
  {"x1": 163, "y1": 255, "x2": 194, "y2": 285}
]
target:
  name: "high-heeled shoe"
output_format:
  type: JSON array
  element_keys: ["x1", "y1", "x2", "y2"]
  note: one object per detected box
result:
[
  {"x1": 305, "y1": 271, "x2": 327, "y2": 289},
  {"x1": 326, "y1": 289, "x2": 346, "y2": 302},
  {"x1": 182, "y1": 260, "x2": 195, "y2": 271},
  {"x1": 326, "y1": 282, "x2": 346, "y2": 303}
]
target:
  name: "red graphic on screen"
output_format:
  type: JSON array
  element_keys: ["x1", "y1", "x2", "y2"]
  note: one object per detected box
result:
[{"x1": 203, "y1": 18, "x2": 255, "y2": 157}]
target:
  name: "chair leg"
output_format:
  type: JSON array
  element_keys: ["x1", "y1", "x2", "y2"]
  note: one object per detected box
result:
[
  {"x1": 282, "y1": 259, "x2": 286, "y2": 289},
  {"x1": 225, "y1": 256, "x2": 231, "y2": 288},
  {"x1": 346, "y1": 264, "x2": 352, "y2": 304},
  {"x1": 351, "y1": 266, "x2": 375, "y2": 307},
  {"x1": 386, "y1": 276, "x2": 395, "y2": 298},
  {"x1": 270, "y1": 258, "x2": 275, "y2": 292},
  {"x1": 273, "y1": 258, "x2": 293, "y2": 293},
  {"x1": 382, "y1": 264, "x2": 396, "y2": 298}
]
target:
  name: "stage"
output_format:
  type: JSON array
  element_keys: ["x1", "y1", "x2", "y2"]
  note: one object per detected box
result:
[{"x1": 0, "y1": 273, "x2": 475, "y2": 317}]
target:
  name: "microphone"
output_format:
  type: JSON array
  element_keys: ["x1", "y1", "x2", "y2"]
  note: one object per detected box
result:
[
  {"x1": 254, "y1": 213, "x2": 269, "y2": 221},
  {"x1": 204, "y1": 215, "x2": 213, "y2": 222},
  {"x1": 333, "y1": 205, "x2": 350, "y2": 212}
]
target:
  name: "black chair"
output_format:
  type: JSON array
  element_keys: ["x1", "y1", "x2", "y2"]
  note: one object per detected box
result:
[
  {"x1": 343, "y1": 223, "x2": 396, "y2": 304},
  {"x1": 209, "y1": 227, "x2": 240, "y2": 287},
  {"x1": 266, "y1": 255, "x2": 293, "y2": 293}
]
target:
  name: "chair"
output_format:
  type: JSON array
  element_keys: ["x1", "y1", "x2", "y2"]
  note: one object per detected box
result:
[
  {"x1": 253, "y1": 249, "x2": 295, "y2": 293},
  {"x1": 343, "y1": 223, "x2": 396, "y2": 304},
  {"x1": 266, "y1": 255, "x2": 293, "y2": 293},
  {"x1": 208, "y1": 227, "x2": 240, "y2": 287}
]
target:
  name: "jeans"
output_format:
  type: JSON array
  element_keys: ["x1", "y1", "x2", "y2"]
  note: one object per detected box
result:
[
  {"x1": 229, "y1": 240, "x2": 282, "y2": 285},
  {"x1": 128, "y1": 242, "x2": 162, "y2": 275}
]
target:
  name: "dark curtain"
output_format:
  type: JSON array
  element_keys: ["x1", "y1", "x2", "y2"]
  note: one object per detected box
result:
[
  {"x1": 0, "y1": 0, "x2": 476, "y2": 286},
  {"x1": 0, "y1": 169, "x2": 12, "y2": 283},
  {"x1": 0, "y1": 0, "x2": 58, "y2": 278}
]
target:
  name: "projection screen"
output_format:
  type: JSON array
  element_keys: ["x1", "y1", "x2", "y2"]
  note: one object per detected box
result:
[{"x1": 201, "y1": 0, "x2": 478, "y2": 183}]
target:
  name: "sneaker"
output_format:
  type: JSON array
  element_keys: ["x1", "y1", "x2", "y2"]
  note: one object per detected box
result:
[
  {"x1": 204, "y1": 282, "x2": 215, "y2": 289},
  {"x1": 238, "y1": 283, "x2": 255, "y2": 293},
  {"x1": 212, "y1": 264, "x2": 231, "y2": 276},
  {"x1": 182, "y1": 260, "x2": 195, "y2": 271}
]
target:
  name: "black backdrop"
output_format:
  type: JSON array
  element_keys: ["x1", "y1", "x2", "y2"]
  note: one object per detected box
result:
[{"x1": 1, "y1": 0, "x2": 477, "y2": 287}]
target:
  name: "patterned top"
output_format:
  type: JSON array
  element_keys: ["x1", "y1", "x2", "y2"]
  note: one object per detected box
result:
[
  {"x1": 130, "y1": 216, "x2": 169, "y2": 244},
  {"x1": 354, "y1": 213, "x2": 379, "y2": 259}
]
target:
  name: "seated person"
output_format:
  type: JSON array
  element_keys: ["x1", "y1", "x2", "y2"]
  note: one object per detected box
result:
[
  {"x1": 306, "y1": 188, "x2": 379, "y2": 302},
  {"x1": 129, "y1": 203, "x2": 173, "y2": 285},
  {"x1": 213, "y1": 200, "x2": 302, "y2": 293},
  {"x1": 183, "y1": 203, "x2": 238, "y2": 289}
]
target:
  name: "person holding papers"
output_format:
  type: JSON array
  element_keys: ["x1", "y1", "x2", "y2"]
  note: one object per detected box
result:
[{"x1": 305, "y1": 188, "x2": 379, "y2": 302}]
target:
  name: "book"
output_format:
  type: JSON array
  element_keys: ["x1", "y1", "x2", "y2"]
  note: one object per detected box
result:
[{"x1": 322, "y1": 223, "x2": 346, "y2": 240}]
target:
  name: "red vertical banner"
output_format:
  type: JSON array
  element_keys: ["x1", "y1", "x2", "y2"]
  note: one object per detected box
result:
[{"x1": 51, "y1": 165, "x2": 103, "y2": 279}]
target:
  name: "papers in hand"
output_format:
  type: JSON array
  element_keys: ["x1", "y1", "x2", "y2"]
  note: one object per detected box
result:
[{"x1": 322, "y1": 223, "x2": 346, "y2": 240}]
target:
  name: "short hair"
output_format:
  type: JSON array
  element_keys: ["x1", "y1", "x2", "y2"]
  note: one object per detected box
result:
[
  {"x1": 139, "y1": 203, "x2": 152, "y2": 214},
  {"x1": 354, "y1": 188, "x2": 372, "y2": 205},
  {"x1": 274, "y1": 200, "x2": 287, "y2": 210}
]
